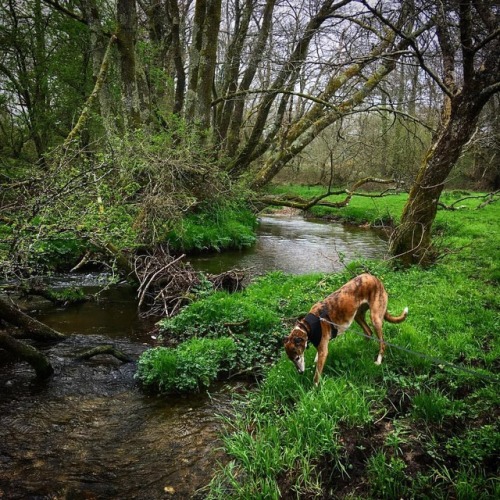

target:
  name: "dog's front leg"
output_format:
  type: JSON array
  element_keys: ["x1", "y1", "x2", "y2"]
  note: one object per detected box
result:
[{"x1": 313, "y1": 335, "x2": 329, "y2": 386}]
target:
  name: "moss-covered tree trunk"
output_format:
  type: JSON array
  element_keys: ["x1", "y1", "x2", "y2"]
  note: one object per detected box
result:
[
  {"x1": 185, "y1": 0, "x2": 222, "y2": 133},
  {"x1": 117, "y1": 0, "x2": 142, "y2": 129},
  {"x1": 0, "y1": 298, "x2": 66, "y2": 341},
  {"x1": 0, "y1": 331, "x2": 54, "y2": 379},
  {"x1": 81, "y1": 0, "x2": 117, "y2": 138},
  {"x1": 389, "y1": 92, "x2": 489, "y2": 264}
]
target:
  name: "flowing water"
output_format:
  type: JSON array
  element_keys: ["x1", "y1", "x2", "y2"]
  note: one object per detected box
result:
[
  {"x1": 189, "y1": 215, "x2": 387, "y2": 275},
  {"x1": 0, "y1": 216, "x2": 387, "y2": 499}
]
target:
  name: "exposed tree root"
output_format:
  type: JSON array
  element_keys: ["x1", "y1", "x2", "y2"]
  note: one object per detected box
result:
[{"x1": 0, "y1": 330, "x2": 54, "y2": 379}]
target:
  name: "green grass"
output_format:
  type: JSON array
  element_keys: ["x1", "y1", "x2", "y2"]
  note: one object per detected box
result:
[
  {"x1": 166, "y1": 202, "x2": 257, "y2": 252},
  {"x1": 265, "y1": 184, "x2": 409, "y2": 225},
  {"x1": 139, "y1": 189, "x2": 499, "y2": 498},
  {"x1": 205, "y1": 192, "x2": 499, "y2": 498}
]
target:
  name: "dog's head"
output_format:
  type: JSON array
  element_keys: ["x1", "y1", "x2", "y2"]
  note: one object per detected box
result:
[{"x1": 283, "y1": 325, "x2": 308, "y2": 374}]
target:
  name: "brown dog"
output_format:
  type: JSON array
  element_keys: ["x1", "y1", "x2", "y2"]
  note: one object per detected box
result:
[{"x1": 284, "y1": 274, "x2": 408, "y2": 385}]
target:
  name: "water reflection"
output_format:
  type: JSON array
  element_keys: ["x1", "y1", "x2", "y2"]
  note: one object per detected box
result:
[
  {"x1": 189, "y1": 215, "x2": 387, "y2": 275},
  {"x1": 0, "y1": 335, "x2": 235, "y2": 499}
]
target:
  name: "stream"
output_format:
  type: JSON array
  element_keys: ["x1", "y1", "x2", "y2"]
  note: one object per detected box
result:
[{"x1": 0, "y1": 216, "x2": 387, "y2": 499}]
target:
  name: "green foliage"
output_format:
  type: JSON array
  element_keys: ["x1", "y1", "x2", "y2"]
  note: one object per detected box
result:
[
  {"x1": 1, "y1": 125, "x2": 259, "y2": 274},
  {"x1": 135, "y1": 337, "x2": 237, "y2": 393},
  {"x1": 46, "y1": 286, "x2": 86, "y2": 304},
  {"x1": 367, "y1": 452, "x2": 408, "y2": 499},
  {"x1": 445, "y1": 425, "x2": 500, "y2": 466},
  {"x1": 166, "y1": 201, "x2": 257, "y2": 252}
]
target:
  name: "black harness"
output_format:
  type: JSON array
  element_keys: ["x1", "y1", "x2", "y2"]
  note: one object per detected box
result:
[{"x1": 302, "y1": 307, "x2": 338, "y2": 348}]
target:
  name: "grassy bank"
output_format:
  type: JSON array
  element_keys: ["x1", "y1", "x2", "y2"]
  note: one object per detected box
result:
[
  {"x1": 205, "y1": 193, "x2": 499, "y2": 499},
  {"x1": 137, "y1": 190, "x2": 499, "y2": 498},
  {"x1": 0, "y1": 200, "x2": 257, "y2": 274}
]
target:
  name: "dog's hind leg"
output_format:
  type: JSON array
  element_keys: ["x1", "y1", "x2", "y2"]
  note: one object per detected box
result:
[
  {"x1": 355, "y1": 307, "x2": 373, "y2": 341},
  {"x1": 370, "y1": 313, "x2": 386, "y2": 365}
]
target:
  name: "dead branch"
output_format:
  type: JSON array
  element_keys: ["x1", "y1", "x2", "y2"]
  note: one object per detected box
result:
[
  {"x1": 74, "y1": 345, "x2": 133, "y2": 363},
  {"x1": 209, "y1": 269, "x2": 246, "y2": 293},
  {"x1": 134, "y1": 246, "x2": 246, "y2": 318},
  {"x1": 477, "y1": 190, "x2": 500, "y2": 209},
  {"x1": 254, "y1": 177, "x2": 403, "y2": 211},
  {"x1": 0, "y1": 297, "x2": 66, "y2": 341},
  {"x1": 438, "y1": 189, "x2": 500, "y2": 210}
]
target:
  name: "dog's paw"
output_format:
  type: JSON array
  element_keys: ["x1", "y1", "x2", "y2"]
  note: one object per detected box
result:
[{"x1": 374, "y1": 354, "x2": 383, "y2": 365}]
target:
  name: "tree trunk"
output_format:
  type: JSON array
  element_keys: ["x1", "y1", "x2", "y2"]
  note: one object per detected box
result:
[
  {"x1": 225, "y1": 0, "x2": 276, "y2": 156},
  {"x1": 185, "y1": 0, "x2": 222, "y2": 132},
  {"x1": 389, "y1": 91, "x2": 489, "y2": 264},
  {"x1": 81, "y1": 0, "x2": 117, "y2": 138},
  {"x1": 117, "y1": 0, "x2": 142, "y2": 130},
  {"x1": 216, "y1": 0, "x2": 254, "y2": 147},
  {"x1": 63, "y1": 34, "x2": 117, "y2": 149},
  {"x1": 0, "y1": 331, "x2": 53, "y2": 379},
  {"x1": 230, "y1": 0, "x2": 344, "y2": 174},
  {"x1": 0, "y1": 297, "x2": 66, "y2": 341}
]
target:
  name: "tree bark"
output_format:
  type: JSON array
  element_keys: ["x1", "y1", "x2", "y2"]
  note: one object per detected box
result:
[
  {"x1": 185, "y1": 0, "x2": 222, "y2": 132},
  {"x1": 80, "y1": 0, "x2": 117, "y2": 138},
  {"x1": 0, "y1": 297, "x2": 66, "y2": 341},
  {"x1": 389, "y1": 0, "x2": 500, "y2": 265},
  {"x1": 0, "y1": 331, "x2": 54, "y2": 379},
  {"x1": 225, "y1": 0, "x2": 276, "y2": 156},
  {"x1": 216, "y1": 0, "x2": 254, "y2": 147},
  {"x1": 63, "y1": 34, "x2": 117, "y2": 149},
  {"x1": 389, "y1": 91, "x2": 490, "y2": 264},
  {"x1": 117, "y1": 0, "x2": 142, "y2": 130}
]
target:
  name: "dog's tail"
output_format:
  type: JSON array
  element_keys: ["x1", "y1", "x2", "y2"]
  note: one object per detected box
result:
[{"x1": 384, "y1": 307, "x2": 408, "y2": 323}]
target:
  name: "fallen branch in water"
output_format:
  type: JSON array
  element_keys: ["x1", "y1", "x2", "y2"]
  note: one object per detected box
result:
[
  {"x1": 0, "y1": 297, "x2": 66, "y2": 341},
  {"x1": 74, "y1": 345, "x2": 133, "y2": 363},
  {"x1": 0, "y1": 330, "x2": 54, "y2": 379}
]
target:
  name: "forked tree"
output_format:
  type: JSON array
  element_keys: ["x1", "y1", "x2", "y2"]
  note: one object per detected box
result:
[{"x1": 388, "y1": 0, "x2": 500, "y2": 264}]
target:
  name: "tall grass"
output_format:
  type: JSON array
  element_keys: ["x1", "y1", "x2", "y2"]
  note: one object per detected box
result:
[{"x1": 166, "y1": 201, "x2": 257, "y2": 252}]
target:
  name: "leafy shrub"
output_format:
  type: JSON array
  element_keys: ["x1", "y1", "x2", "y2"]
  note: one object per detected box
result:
[{"x1": 136, "y1": 337, "x2": 237, "y2": 393}]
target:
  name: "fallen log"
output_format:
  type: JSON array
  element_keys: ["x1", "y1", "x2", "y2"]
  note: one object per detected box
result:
[
  {"x1": 0, "y1": 297, "x2": 66, "y2": 341},
  {"x1": 253, "y1": 177, "x2": 403, "y2": 211},
  {"x1": 0, "y1": 331, "x2": 54, "y2": 379}
]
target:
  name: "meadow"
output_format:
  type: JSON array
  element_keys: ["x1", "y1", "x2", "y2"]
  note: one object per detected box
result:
[{"x1": 137, "y1": 189, "x2": 499, "y2": 498}]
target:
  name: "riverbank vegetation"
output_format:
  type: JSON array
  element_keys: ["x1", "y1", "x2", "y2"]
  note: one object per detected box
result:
[{"x1": 137, "y1": 194, "x2": 499, "y2": 498}]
